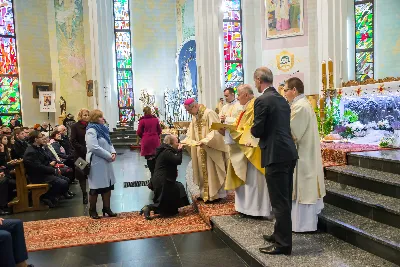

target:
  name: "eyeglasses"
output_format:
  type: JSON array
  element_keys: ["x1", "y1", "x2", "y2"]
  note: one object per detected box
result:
[{"x1": 283, "y1": 88, "x2": 294, "y2": 92}]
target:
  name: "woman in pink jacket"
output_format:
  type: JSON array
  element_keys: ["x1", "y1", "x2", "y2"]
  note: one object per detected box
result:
[{"x1": 137, "y1": 106, "x2": 162, "y2": 177}]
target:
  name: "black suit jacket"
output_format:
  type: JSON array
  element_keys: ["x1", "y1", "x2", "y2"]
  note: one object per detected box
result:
[{"x1": 251, "y1": 87, "x2": 298, "y2": 167}]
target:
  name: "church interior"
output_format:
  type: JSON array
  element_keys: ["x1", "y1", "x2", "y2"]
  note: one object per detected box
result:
[{"x1": 0, "y1": 0, "x2": 399, "y2": 266}]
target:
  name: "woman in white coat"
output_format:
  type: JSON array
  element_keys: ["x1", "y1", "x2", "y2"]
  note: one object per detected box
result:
[{"x1": 86, "y1": 109, "x2": 117, "y2": 219}]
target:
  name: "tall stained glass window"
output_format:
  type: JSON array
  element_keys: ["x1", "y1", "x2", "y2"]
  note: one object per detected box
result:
[
  {"x1": 223, "y1": 0, "x2": 243, "y2": 91},
  {"x1": 0, "y1": 0, "x2": 21, "y2": 124},
  {"x1": 113, "y1": 0, "x2": 134, "y2": 122},
  {"x1": 355, "y1": 0, "x2": 374, "y2": 82}
]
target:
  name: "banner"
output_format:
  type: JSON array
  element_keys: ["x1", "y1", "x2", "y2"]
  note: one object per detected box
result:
[{"x1": 39, "y1": 91, "x2": 56, "y2": 113}]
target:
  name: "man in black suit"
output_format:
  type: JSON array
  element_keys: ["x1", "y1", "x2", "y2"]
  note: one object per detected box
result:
[{"x1": 251, "y1": 67, "x2": 298, "y2": 255}]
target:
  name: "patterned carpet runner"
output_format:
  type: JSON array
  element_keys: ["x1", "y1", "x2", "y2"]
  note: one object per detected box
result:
[{"x1": 24, "y1": 206, "x2": 210, "y2": 252}]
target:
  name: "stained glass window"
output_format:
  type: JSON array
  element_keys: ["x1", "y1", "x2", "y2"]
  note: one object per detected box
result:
[
  {"x1": 0, "y1": 0, "x2": 21, "y2": 124},
  {"x1": 223, "y1": 0, "x2": 243, "y2": 91},
  {"x1": 355, "y1": 0, "x2": 374, "y2": 82},
  {"x1": 113, "y1": 0, "x2": 134, "y2": 123}
]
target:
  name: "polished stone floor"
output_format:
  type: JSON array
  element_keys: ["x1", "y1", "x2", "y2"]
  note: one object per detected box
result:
[{"x1": 5, "y1": 149, "x2": 247, "y2": 267}]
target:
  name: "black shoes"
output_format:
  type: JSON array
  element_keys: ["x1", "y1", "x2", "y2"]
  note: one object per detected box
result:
[
  {"x1": 83, "y1": 193, "x2": 88, "y2": 205},
  {"x1": 102, "y1": 207, "x2": 117, "y2": 217},
  {"x1": 259, "y1": 245, "x2": 291, "y2": 255},
  {"x1": 68, "y1": 191, "x2": 76, "y2": 196},
  {"x1": 41, "y1": 198, "x2": 56, "y2": 208},
  {"x1": 0, "y1": 209, "x2": 10, "y2": 216},
  {"x1": 89, "y1": 209, "x2": 100, "y2": 219},
  {"x1": 263, "y1": 234, "x2": 276, "y2": 243},
  {"x1": 140, "y1": 206, "x2": 151, "y2": 220},
  {"x1": 63, "y1": 193, "x2": 73, "y2": 199}
]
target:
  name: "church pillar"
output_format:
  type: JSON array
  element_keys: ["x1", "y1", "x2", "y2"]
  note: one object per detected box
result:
[
  {"x1": 194, "y1": 0, "x2": 224, "y2": 109},
  {"x1": 87, "y1": 0, "x2": 118, "y2": 128}
]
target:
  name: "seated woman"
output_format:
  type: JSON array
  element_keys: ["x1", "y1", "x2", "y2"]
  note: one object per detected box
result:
[
  {"x1": 0, "y1": 218, "x2": 34, "y2": 267},
  {"x1": 49, "y1": 130, "x2": 73, "y2": 163},
  {"x1": 23, "y1": 131, "x2": 70, "y2": 208},
  {"x1": 140, "y1": 135, "x2": 189, "y2": 220}
]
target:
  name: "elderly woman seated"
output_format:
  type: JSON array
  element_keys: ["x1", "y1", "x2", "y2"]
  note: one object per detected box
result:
[{"x1": 140, "y1": 135, "x2": 189, "y2": 220}]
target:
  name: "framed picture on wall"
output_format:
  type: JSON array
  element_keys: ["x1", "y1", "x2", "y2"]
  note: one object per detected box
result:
[
  {"x1": 265, "y1": 0, "x2": 304, "y2": 39},
  {"x1": 32, "y1": 82, "x2": 52, "y2": 99},
  {"x1": 87, "y1": 80, "x2": 93, "y2": 97}
]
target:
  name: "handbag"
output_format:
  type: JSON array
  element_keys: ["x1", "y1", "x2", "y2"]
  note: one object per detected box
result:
[{"x1": 74, "y1": 155, "x2": 92, "y2": 176}]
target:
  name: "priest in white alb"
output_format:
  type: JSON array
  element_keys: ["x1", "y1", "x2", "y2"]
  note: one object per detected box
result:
[
  {"x1": 284, "y1": 77, "x2": 326, "y2": 232},
  {"x1": 219, "y1": 87, "x2": 242, "y2": 124},
  {"x1": 182, "y1": 98, "x2": 227, "y2": 202},
  {"x1": 219, "y1": 84, "x2": 271, "y2": 217}
]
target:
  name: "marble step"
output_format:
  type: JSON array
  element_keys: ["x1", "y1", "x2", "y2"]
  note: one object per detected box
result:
[
  {"x1": 325, "y1": 165, "x2": 400, "y2": 199},
  {"x1": 325, "y1": 180, "x2": 400, "y2": 228},
  {"x1": 347, "y1": 150, "x2": 400, "y2": 175},
  {"x1": 318, "y1": 204, "x2": 400, "y2": 265},
  {"x1": 211, "y1": 214, "x2": 395, "y2": 267}
]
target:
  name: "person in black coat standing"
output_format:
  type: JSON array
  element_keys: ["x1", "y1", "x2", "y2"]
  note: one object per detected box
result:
[
  {"x1": 70, "y1": 108, "x2": 90, "y2": 204},
  {"x1": 251, "y1": 67, "x2": 298, "y2": 256},
  {"x1": 140, "y1": 135, "x2": 188, "y2": 220}
]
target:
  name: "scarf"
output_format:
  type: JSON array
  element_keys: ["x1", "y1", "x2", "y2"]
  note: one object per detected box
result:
[
  {"x1": 87, "y1": 122, "x2": 112, "y2": 145},
  {"x1": 80, "y1": 120, "x2": 88, "y2": 126}
]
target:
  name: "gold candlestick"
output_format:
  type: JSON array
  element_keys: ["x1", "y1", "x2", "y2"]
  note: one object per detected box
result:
[
  {"x1": 328, "y1": 58, "x2": 334, "y2": 89},
  {"x1": 322, "y1": 60, "x2": 327, "y2": 93}
]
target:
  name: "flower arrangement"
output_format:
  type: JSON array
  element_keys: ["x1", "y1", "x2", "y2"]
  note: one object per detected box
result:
[
  {"x1": 377, "y1": 119, "x2": 391, "y2": 131},
  {"x1": 342, "y1": 109, "x2": 358, "y2": 124},
  {"x1": 315, "y1": 96, "x2": 341, "y2": 137},
  {"x1": 347, "y1": 121, "x2": 367, "y2": 137},
  {"x1": 379, "y1": 136, "x2": 394, "y2": 148}
]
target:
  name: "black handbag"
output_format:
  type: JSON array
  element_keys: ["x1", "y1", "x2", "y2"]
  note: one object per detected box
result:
[{"x1": 74, "y1": 155, "x2": 92, "y2": 176}]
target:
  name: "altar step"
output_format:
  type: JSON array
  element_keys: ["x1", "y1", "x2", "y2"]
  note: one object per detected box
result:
[
  {"x1": 211, "y1": 214, "x2": 394, "y2": 267},
  {"x1": 325, "y1": 180, "x2": 400, "y2": 228},
  {"x1": 318, "y1": 204, "x2": 400, "y2": 265},
  {"x1": 110, "y1": 128, "x2": 138, "y2": 147},
  {"x1": 323, "y1": 149, "x2": 400, "y2": 264}
]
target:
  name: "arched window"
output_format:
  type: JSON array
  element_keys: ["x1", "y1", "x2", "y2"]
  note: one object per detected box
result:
[
  {"x1": 355, "y1": 0, "x2": 374, "y2": 82},
  {"x1": 0, "y1": 0, "x2": 21, "y2": 124},
  {"x1": 113, "y1": 0, "x2": 135, "y2": 123},
  {"x1": 223, "y1": 0, "x2": 243, "y2": 91}
]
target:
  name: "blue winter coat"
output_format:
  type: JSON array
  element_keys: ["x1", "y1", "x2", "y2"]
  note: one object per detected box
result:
[{"x1": 85, "y1": 128, "x2": 116, "y2": 189}]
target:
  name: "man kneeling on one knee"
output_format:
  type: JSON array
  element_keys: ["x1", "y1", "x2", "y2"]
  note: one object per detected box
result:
[{"x1": 140, "y1": 135, "x2": 189, "y2": 220}]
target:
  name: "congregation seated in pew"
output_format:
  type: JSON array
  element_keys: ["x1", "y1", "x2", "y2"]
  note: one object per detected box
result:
[{"x1": 23, "y1": 131, "x2": 74, "y2": 208}]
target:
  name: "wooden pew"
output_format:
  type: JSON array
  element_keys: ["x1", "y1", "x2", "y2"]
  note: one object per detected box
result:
[{"x1": 8, "y1": 160, "x2": 49, "y2": 213}]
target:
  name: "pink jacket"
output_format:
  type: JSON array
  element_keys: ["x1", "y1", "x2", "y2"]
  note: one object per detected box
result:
[{"x1": 137, "y1": 115, "x2": 162, "y2": 156}]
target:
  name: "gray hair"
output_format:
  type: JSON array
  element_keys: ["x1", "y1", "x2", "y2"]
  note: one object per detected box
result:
[
  {"x1": 163, "y1": 134, "x2": 177, "y2": 145},
  {"x1": 238, "y1": 84, "x2": 254, "y2": 95},
  {"x1": 254, "y1": 67, "x2": 273, "y2": 84}
]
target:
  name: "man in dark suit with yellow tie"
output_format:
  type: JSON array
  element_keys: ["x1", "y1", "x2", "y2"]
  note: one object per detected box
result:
[{"x1": 251, "y1": 67, "x2": 298, "y2": 255}]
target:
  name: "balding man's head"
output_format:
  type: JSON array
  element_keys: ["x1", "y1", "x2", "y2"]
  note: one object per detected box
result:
[
  {"x1": 57, "y1": 125, "x2": 67, "y2": 136},
  {"x1": 254, "y1": 67, "x2": 273, "y2": 93},
  {"x1": 237, "y1": 84, "x2": 254, "y2": 105},
  {"x1": 164, "y1": 134, "x2": 179, "y2": 150}
]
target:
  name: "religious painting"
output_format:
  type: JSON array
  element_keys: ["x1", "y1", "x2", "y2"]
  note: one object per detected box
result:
[
  {"x1": 265, "y1": 0, "x2": 304, "y2": 39},
  {"x1": 39, "y1": 91, "x2": 56, "y2": 113},
  {"x1": 276, "y1": 50, "x2": 294, "y2": 72},
  {"x1": 86, "y1": 80, "x2": 93, "y2": 97},
  {"x1": 32, "y1": 82, "x2": 52, "y2": 99}
]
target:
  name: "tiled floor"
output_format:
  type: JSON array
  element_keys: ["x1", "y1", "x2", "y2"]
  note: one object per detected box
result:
[{"x1": 5, "y1": 149, "x2": 247, "y2": 267}]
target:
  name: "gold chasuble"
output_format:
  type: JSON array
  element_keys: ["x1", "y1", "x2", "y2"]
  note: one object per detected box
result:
[
  {"x1": 225, "y1": 98, "x2": 265, "y2": 191},
  {"x1": 183, "y1": 105, "x2": 228, "y2": 201}
]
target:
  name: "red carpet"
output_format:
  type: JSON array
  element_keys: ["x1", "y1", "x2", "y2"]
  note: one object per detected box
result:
[
  {"x1": 191, "y1": 193, "x2": 238, "y2": 226},
  {"x1": 321, "y1": 142, "x2": 389, "y2": 167},
  {"x1": 24, "y1": 206, "x2": 210, "y2": 252}
]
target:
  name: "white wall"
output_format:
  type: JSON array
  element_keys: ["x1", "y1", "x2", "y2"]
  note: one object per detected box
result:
[{"x1": 14, "y1": 0, "x2": 55, "y2": 127}]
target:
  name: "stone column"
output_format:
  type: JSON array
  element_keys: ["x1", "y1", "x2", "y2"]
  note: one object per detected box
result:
[
  {"x1": 194, "y1": 0, "x2": 224, "y2": 109},
  {"x1": 87, "y1": 0, "x2": 118, "y2": 128}
]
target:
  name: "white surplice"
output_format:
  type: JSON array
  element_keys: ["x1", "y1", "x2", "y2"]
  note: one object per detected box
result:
[
  {"x1": 290, "y1": 94, "x2": 326, "y2": 232},
  {"x1": 224, "y1": 132, "x2": 271, "y2": 216}
]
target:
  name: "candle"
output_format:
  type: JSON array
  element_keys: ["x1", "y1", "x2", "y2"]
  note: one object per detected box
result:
[
  {"x1": 322, "y1": 60, "x2": 327, "y2": 91},
  {"x1": 328, "y1": 58, "x2": 334, "y2": 89}
]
